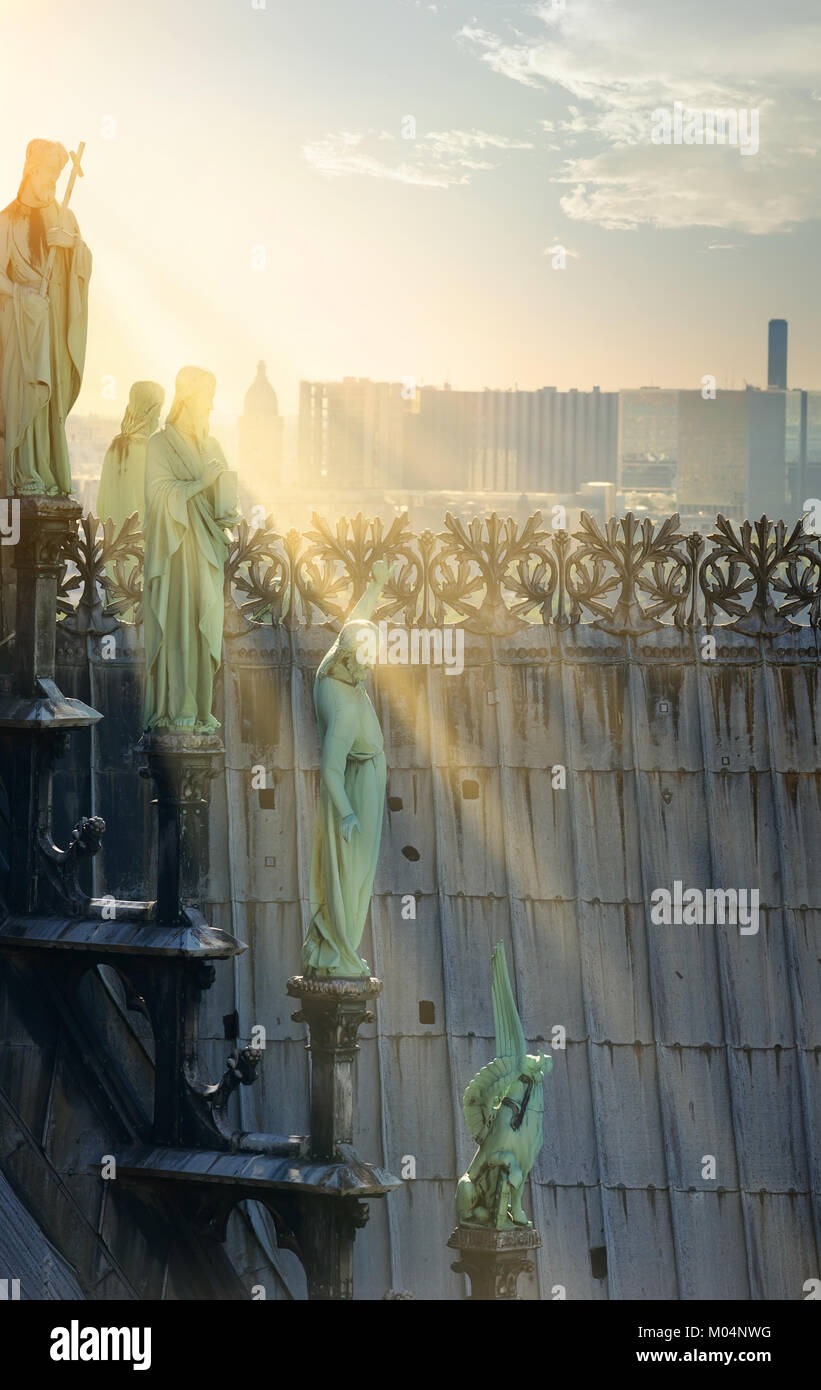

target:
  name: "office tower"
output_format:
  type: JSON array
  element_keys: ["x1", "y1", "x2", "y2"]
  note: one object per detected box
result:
[
  {"x1": 298, "y1": 377, "x2": 408, "y2": 489},
  {"x1": 805, "y1": 393, "x2": 821, "y2": 501},
  {"x1": 404, "y1": 385, "x2": 477, "y2": 490},
  {"x1": 471, "y1": 386, "x2": 617, "y2": 493},
  {"x1": 298, "y1": 379, "x2": 618, "y2": 494},
  {"x1": 746, "y1": 387, "x2": 788, "y2": 518},
  {"x1": 768, "y1": 319, "x2": 788, "y2": 390},
  {"x1": 617, "y1": 389, "x2": 680, "y2": 494},
  {"x1": 785, "y1": 390, "x2": 821, "y2": 511},
  {"x1": 239, "y1": 361, "x2": 283, "y2": 487},
  {"x1": 678, "y1": 389, "x2": 748, "y2": 511}
]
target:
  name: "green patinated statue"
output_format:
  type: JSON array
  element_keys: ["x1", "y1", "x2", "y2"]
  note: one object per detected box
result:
[
  {"x1": 456, "y1": 943, "x2": 551, "y2": 1229},
  {"x1": 142, "y1": 366, "x2": 239, "y2": 733},
  {"x1": 97, "y1": 380, "x2": 165, "y2": 529},
  {"x1": 302, "y1": 561, "x2": 391, "y2": 978}
]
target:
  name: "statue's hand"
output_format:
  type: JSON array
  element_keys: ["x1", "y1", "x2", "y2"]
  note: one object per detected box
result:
[
  {"x1": 340, "y1": 813, "x2": 361, "y2": 842},
  {"x1": 371, "y1": 558, "x2": 396, "y2": 588},
  {"x1": 203, "y1": 458, "x2": 224, "y2": 488},
  {"x1": 45, "y1": 226, "x2": 77, "y2": 249}
]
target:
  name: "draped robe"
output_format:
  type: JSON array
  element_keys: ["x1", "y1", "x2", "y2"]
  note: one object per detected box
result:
[
  {"x1": 97, "y1": 434, "x2": 150, "y2": 529},
  {"x1": 303, "y1": 666, "x2": 387, "y2": 977},
  {"x1": 142, "y1": 424, "x2": 228, "y2": 732},
  {"x1": 0, "y1": 200, "x2": 91, "y2": 495}
]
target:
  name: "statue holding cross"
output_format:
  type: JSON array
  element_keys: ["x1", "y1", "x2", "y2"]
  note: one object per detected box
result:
[{"x1": 0, "y1": 139, "x2": 92, "y2": 496}]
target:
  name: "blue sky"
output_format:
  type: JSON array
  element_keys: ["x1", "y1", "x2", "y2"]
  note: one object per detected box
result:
[{"x1": 2, "y1": 0, "x2": 819, "y2": 417}]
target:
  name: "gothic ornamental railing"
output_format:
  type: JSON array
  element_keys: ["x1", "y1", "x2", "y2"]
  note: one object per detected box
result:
[{"x1": 57, "y1": 510, "x2": 821, "y2": 639}]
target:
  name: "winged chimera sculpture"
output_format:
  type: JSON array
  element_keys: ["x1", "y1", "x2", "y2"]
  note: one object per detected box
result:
[{"x1": 456, "y1": 943, "x2": 552, "y2": 1229}]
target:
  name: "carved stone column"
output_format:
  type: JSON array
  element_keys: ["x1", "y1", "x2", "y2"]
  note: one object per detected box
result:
[
  {"x1": 12, "y1": 496, "x2": 79, "y2": 696},
  {"x1": 138, "y1": 731, "x2": 224, "y2": 923},
  {"x1": 286, "y1": 975, "x2": 381, "y2": 1160},
  {"x1": 0, "y1": 497, "x2": 101, "y2": 915},
  {"x1": 448, "y1": 1224, "x2": 541, "y2": 1299}
]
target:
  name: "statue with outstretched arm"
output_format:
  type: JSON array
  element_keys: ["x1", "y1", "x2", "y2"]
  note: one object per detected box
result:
[{"x1": 302, "y1": 561, "x2": 392, "y2": 978}]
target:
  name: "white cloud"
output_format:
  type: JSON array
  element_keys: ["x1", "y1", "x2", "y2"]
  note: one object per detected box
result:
[
  {"x1": 303, "y1": 128, "x2": 533, "y2": 186},
  {"x1": 459, "y1": 0, "x2": 821, "y2": 233}
]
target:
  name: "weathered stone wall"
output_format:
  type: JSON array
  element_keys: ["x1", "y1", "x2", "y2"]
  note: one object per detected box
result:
[{"x1": 55, "y1": 604, "x2": 821, "y2": 1300}]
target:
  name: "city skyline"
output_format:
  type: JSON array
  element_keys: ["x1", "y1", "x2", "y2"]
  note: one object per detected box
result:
[{"x1": 2, "y1": 0, "x2": 819, "y2": 422}]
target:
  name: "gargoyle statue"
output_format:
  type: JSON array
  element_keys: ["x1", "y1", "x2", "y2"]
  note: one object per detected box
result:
[
  {"x1": 37, "y1": 815, "x2": 106, "y2": 915},
  {"x1": 456, "y1": 942, "x2": 551, "y2": 1230}
]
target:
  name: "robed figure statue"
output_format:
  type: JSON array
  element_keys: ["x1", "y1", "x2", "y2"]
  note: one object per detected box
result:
[
  {"x1": 302, "y1": 563, "x2": 392, "y2": 978},
  {"x1": 97, "y1": 380, "x2": 165, "y2": 529},
  {"x1": 0, "y1": 140, "x2": 91, "y2": 495},
  {"x1": 142, "y1": 366, "x2": 238, "y2": 733}
]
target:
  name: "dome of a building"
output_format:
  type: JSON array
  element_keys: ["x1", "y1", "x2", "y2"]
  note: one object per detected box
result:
[{"x1": 243, "y1": 361, "x2": 279, "y2": 417}]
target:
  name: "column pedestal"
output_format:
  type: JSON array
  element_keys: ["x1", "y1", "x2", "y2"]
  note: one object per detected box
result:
[
  {"x1": 0, "y1": 496, "x2": 101, "y2": 916},
  {"x1": 448, "y1": 1224, "x2": 541, "y2": 1300},
  {"x1": 286, "y1": 974, "x2": 381, "y2": 1160},
  {"x1": 137, "y1": 730, "x2": 224, "y2": 923}
]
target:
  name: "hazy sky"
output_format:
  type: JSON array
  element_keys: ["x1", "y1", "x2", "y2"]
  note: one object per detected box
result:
[{"x1": 3, "y1": 0, "x2": 820, "y2": 419}]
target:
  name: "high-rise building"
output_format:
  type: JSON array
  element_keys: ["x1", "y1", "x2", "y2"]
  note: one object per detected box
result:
[
  {"x1": 768, "y1": 319, "x2": 788, "y2": 390},
  {"x1": 785, "y1": 390, "x2": 821, "y2": 513},
  {"x1": 404, "y1": 385, "x2": 477, "y2": 490},
  {"x1": 679, "y1": 389, "x2": 748, "y2": 512},
  {"x1": 745, "y1": 388, "x2": 788, "y2": 518},
  {"x1": 239, "y1": 361, "x2": 283, "y2": 487},
  {"x1": 299, "y1": 379, "x2": 617, "y2": 494},
  {"x1": 298, "y1": 377, "x2": 408, "y2": 489},
  {"x1": 617, "y1": 389, "x2": 679, "y2": 495},
  {"x1": 485, "y1": 387, "x2": 617, "y2": 494}
]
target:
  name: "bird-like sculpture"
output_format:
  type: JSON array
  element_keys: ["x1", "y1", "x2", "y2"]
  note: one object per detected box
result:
[{"x1": 456, "y1": 942, "x2": 551, "y2": 1229}]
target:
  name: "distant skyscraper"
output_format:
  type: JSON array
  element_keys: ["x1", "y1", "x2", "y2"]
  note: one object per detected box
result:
[
  {"x1": 297, "y1": 379, "x2": 610, "y2": 495},
  {"x1": 406, "y1": 385, "x2": 617, "y2": 493},
  {"x1": 404, "y1": 385, "x2": 477, "y2": 489},
  {"x1": 679, "y1": 389, "x2": 748, "y2": 512},
  {"x1": 746, "y1": 387, "x2": 787, "y2": 519},
  {"x1": 239, "y1": 361, "x2": 283, "y2": 486},
  {"x1": 618, "y1": 389, "x2": 679, "y2": 494},
  {"x1": 298, "y1": 377, "x2": 408, "y2": 489},
  {"x1": 473, "y1": 387, "x2": 618, "y2": 493},
  {"x1": 768, "y1": 319, "x2": 788, "y2": 390}
]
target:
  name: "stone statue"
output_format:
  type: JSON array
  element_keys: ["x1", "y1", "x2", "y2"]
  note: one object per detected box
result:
[
  {"x1": 142, "y1": 366, "x2": 239, "y2": 733},
  {"x1": 97, "y1": 380, "x2": 165, "y2": 528},
  {"x1": 456, "y1": 943, "x2": 551, "y2": 1229},
  {"x1": 302, "y1": 562, "x2": 392, "y2": 978},
  {"x1": 0, "y1": 140, "x2": 91, "y2": 495}
]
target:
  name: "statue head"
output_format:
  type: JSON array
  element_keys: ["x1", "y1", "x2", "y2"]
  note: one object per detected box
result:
[
  {"x1": 19, "y1": 140, "x2": 68, "y2": 208},
  {"x1": 319, "y1": 619, "x2": 379, "y2": 687},
  {"x1": 523, "y1": 1051, "x2": 551, "y2": 1081},
  {"x1": 121, "y1": 381, "x2": 165, "y2": 439},
  {"x1": 168, "y1": 366, "x2": 216, "y2": 443},
  {"x1": 111, "y1": 381, "x2": 166, "y2": 473}
]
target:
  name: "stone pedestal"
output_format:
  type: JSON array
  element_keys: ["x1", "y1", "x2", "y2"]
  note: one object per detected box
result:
[
  {"x1": 138, "y1": 730, "x2": 224, "y2": 923},
  {"x1": 0, "y1": 496, "x2": 101, "y2": 916},
  {"x1": 448, "y1": 1224, "x2": 541, "y2": 1300},
  {"x1": 12, "y1": 496, "x2": 80, "y2": 697},
  {"x1": 286, "y1": 974, "x2": 381, "y2": 1160}
]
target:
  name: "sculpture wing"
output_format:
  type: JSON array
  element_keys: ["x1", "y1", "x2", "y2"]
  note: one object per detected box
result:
[
  {"x1": 463, "y1": 1056, "x2": 518, "y2": 1145},
  {"x1": 491, "y1": 941, "x2": 526, "y2": 1067}
]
